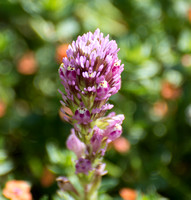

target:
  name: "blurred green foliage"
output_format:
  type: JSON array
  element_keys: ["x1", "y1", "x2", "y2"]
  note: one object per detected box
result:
[{"x1": 0, "y1": 0, "x2": 191, "y2": 199}]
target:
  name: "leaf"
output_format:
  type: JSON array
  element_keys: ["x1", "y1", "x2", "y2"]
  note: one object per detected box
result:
[{"x1": 0, "y1": 161, "x2": 13, "y2": 175}]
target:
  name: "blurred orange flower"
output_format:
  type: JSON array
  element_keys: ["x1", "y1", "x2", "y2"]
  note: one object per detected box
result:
[
  {"x1": 153, "y1": 100, "x2": 168, "y2": 117},
  {"x1": 3, "y1": 180, "x2": 32, "y2": 200},
  {"x1": 56, "y1": 44, "x2": 69, "y2": 63},
  {"x1": 188, "y1": 9, "x2": 191, "y2": 23},
  {"x1": 112, "y1": 137, "x2": 130, "y2": 153},
  {"x1": 17, "y1": 51, "x2": 37, "y2": 75},
  {"x1": 119, "y1": 188, "x2": 137, "y2": 200},
  {"x1": 0, "y1": 100, "x2": 6, "y2": 118},
  {"x1": 161, "y1": 81, "x2": 181, "y2": 100},
  {"x1": 41, "y1": 168, "x2": 55, "y2": 187},
  {"x1": 181, "y1": 54, "x2": 191, "y2": 67}
]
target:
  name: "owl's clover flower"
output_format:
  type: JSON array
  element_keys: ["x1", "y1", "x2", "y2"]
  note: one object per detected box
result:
[
  {"x1": 58, "y1": 29, "x2": 125, "y2": 177},
  {"x1": 59, "y1": 28, "x2": 124, "y2": 124}
]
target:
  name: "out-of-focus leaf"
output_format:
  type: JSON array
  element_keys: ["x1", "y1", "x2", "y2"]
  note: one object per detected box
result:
[
  {"x1": 100, "y1": 178, "x2": 119, "y2": 192},
  {"x1": 74, "y1": 0, "x2": 127, "y2": 36},
  {"x1": 40, "y1": 196, "x2": 49, "y2": 200},
  {"x1": 30, "y1": 17, "x2": 56, "y2": 41},
  {"x1": 56, "y1": 18, "x2": 80, "y2": 40},
  {"x1": 0, "y1": 161, "x2": 13, "y2": 175},
  {"x1": 178, "y1": 29, "x2": 191, "y2": 52},
  {"x1": 135, "y1": 61, "x2": 160, "y2": 80},
  {"x1": 105, "y1": 160, "x2": 122, "y2": 178},
  {"x1": 99, "y1": 193, "x2": 113, "y2": 200}
]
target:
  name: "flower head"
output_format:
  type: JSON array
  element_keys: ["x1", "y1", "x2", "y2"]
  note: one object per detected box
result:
[
  {"x1": 119, "y1": 188, "x2": 137, "y2": 200},
  {"x1": 112, "y1": 137, "x2": 130, "y2": 153},
  {"x1": 59, "y1": 29, "x2": 124, "y2": 124},
  {"x1": 0, "y1": 100, "x2": 6, "y2": 118},
  {"x1": 56, "y1": 44, "x2": 69, "y2": 63},
  {"x1": 17, "y1": 51, "x2": 37, "y2": 75},
  {"x1": 3, "y1": 180, "x2": 32, "y2": 200}
]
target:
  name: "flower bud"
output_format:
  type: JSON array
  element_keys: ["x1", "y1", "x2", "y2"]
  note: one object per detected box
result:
[
  {"x1": 75, "y1": 158, "x2": 92, "y2": 175},
  {"x1": 90, "y1": 127, "x2": 103, "y2": 154},
  {"x1": 66, "y1": 129, "x2": 85, "y2": 158},
  {"x1": 58, "y1": 29, "x2": 124, "y2": 122},
  {"x1": 95, "y1": 163, "x2": 107, "y2": 176},
  {"x1": 56, "y1": 176, "x2": 79, "y2": 195}
]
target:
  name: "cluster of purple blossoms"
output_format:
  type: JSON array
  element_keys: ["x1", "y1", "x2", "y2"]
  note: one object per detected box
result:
[{"x1": 59, "y1": 29, "x2": 124, "y2": 175}]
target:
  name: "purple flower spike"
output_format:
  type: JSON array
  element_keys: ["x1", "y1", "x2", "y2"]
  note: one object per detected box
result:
[
  {"x1": 75, "y1": 158, "x2": 92, "y2": 175},
  {"x1": 58, "y1": 29, "x2": 125, "y2": 196},
  {"x1": 73, "y1": 107, "x2": 92, "y2": 124},
  {"x1": 59, "y1": 29, "x2": 124, "y2": 120},
  {"x1": 66, "y1": 129, "x2": 85, "y2": 158}
]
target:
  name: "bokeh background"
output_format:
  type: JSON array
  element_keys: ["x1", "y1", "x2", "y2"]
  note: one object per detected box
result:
[{"x1": 0, "y1": 0, "x2": 191, "y2": 199}]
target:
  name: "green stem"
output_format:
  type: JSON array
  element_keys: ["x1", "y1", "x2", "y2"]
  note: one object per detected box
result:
[
  {"x1": 84, "y1": 185, "x2": 89, "y2": 200},
  {"x1": 81, "y1": 175, "x2": 101, "y2": 200}
]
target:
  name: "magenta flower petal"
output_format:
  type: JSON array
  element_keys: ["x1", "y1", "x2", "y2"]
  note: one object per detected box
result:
[
  {"x1": 90, "y1": 127, "x2": 103, "y2": 153},
  {"x1": 102, "y1": 113, "x2": 125, "y2": 142},
  {"x1": 73, "y1": 107, "x2": 92, "y2": 124},
  {"x1": 66, "y1": 129, "x2": 85, "y2": 158}
]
